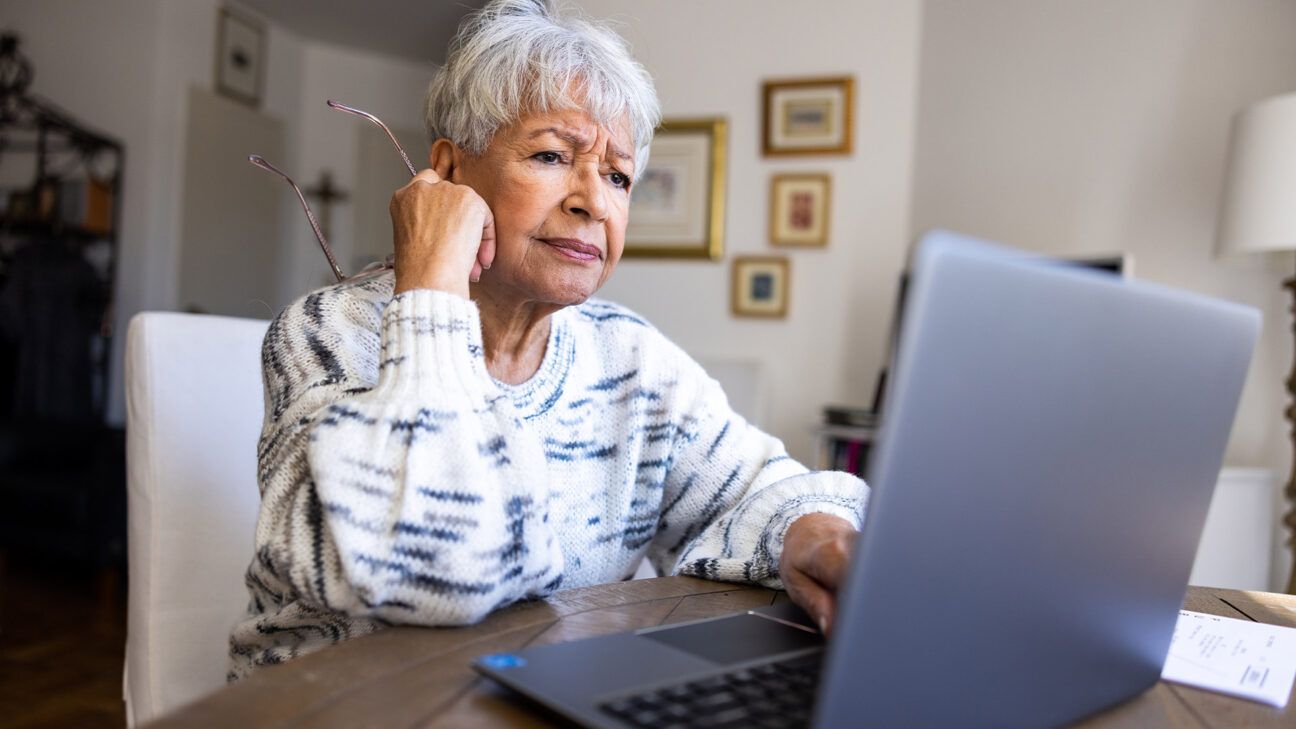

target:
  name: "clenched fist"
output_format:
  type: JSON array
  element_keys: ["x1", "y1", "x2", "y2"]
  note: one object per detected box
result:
[{"x1": 390, "y1": 168, "x2": 497, "y2": 298}]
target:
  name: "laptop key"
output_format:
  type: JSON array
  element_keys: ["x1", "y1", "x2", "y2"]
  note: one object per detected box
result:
[
  {"x1": 661, "y1": 703, "x2": 691, "y2": 721},
  {"x1": 663, "y1": 685, "x2": 693, "y2": 702},
  {"x1": 735, "y1": 684, "x2": 768, "y2": 700},
  {"x1": 709, "y1": 706, "x2": 753, "y2": 723},
  {"x1": 690, "y1": 677, "x2": 729, "y2": 694},
  {"x1": 602, "y1": 698, "x2": 637, "y2": 717},
  {"x1": 629, "y1": 710, "x2": 660, "y2": 727},
  {"x1": 692, "y1": 692, "x2": 739, "y2": 709},
  {"x1": 757, "y1": 715, "x2": 807, "y2": 729}
]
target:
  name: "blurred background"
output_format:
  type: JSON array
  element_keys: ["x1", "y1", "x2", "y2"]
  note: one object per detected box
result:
[{"x1": 1, "y1": 1, "x2": 1294, "y2": 726}]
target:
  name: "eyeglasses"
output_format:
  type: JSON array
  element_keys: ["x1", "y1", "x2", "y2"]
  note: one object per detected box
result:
[{"x1": 249, "y1": 100, "x2": 417, "y2": 283}]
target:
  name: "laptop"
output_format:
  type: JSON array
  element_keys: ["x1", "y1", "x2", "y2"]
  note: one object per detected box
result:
[{"x1": 474, "y1": 231, "x2": 1260, "y2": 728}]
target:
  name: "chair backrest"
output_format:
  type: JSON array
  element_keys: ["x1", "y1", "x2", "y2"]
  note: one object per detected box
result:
[{"x1": 123, "y1": 312, "x2": 268, "y2": 726}]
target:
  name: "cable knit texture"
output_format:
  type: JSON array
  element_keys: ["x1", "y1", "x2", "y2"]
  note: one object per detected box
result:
[{"x1": 227, "y1": 271, "x2": 868, "y2": 680}]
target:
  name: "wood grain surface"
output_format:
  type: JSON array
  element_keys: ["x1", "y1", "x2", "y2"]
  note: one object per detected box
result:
[{"x1": 144, "y1": 579, "x2": 1296, "y2": 729}]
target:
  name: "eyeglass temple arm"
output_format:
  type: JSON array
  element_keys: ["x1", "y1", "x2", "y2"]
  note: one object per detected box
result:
[
  {"x1": 245, "y1": 103, "x2": 412, "y2": 285},
  {"x1": 327, "y1": 100, "x2": 419, "y2": 178},
  {"x1": 248, "y1": 154, "x2": 346, "y2": 283}
]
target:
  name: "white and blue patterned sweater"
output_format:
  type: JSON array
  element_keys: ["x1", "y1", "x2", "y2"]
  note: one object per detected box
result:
[{"x1": 228, "y1": 271, "x2": 868, "y2": 680}]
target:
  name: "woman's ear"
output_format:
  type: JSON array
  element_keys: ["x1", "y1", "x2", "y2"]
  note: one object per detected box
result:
[{"x1": 429, "y1": 139, "x2": 459, "y2": 182}]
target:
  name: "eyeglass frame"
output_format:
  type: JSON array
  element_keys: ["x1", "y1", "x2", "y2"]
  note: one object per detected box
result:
[{"x1": 249, "y1": 99, "x2": 418, "y2": 284}]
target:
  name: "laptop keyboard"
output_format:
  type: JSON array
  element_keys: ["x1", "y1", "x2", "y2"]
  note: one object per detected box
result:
[{"x1": 598, "y1": 653, "x2": 822, "y2": 728}]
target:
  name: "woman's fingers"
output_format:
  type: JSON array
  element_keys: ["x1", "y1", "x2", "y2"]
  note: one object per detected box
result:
[
  {"x1": 390, "y1": 168, "x2": 495, "y2": 296},
  {"x1": 478, "y1": 206, "x2": 497, "y2": 272},
  {"x1": 784, "y1": 568, "x2": 835, "y2": 635},
  {"x1": 468, "y1": 198, "x2": 495, "y2": 285},
  {"x1": 411, "y1": 168, "x2": 441, "y2": 186}
]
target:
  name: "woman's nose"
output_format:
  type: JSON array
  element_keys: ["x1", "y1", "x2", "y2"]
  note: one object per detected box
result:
[{"x1": 563, "y1": 166, "x2": 609, "y2": 221}]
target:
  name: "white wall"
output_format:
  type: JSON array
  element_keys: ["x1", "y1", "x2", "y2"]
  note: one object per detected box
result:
[
  {"x1": 3, "y1": 1, "x2": 435, "y2": 423},
  {"x1": 278, "y1": 42, "x2": 430, "y2": 298},
  {"x1": 584, "y1": 0, "x2": 924, "y2": 464},
  {"x1": 911, "y1": 0, "x2": 1296, "y2": 589}
]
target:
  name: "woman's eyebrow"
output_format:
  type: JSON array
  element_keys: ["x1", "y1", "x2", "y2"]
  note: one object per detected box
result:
[
  {"x1": 606, "y1": 143, "x2": 632, "y2": 163},
  {"x1": 528, "y1": 127, "x2": 587, "y2": 147},
  {"x1": 527, "y1": 127, "x2": 632, "y2": 163}
]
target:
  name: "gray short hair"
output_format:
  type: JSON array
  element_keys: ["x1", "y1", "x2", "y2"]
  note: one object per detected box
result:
[{"x1": 424, "y1": 0, "x2": 661, "y2": 177}]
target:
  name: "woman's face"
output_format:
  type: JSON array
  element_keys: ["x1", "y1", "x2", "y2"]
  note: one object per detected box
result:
[{"x1": 451, "y1": 108, "x2": 636, "y2": 308}]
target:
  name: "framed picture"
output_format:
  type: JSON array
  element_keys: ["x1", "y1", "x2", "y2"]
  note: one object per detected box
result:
[
  {"x1": 624, "y1": 118, "x2": 727, "y2": 259},
  {"x1": 762, "y1": 76, "x2": 854, "y2": 156},
  {"x1": 732, "y1": 256, "x2": 790, "y2": 318},
  {"x1": 215, "y1": 7, "x2": 265, "y2": 107},
  {"x1": 770, "y1": 173, "x2": 831, "y2": 247}
]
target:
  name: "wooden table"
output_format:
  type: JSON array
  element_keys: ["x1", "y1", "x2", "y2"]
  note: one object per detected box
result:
[{"x1": 146, "y1": 577, "x2": 1296, "y2": 728}]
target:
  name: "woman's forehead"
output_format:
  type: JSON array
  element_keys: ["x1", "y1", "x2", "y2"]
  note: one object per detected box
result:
[{"x1": 509, "y1": 109, "x2": 634, "y2": 155}]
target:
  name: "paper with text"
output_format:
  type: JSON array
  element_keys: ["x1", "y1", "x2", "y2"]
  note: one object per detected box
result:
[{"x1": 1161, "y1": 609, "x2": 1296, "y2": 708}]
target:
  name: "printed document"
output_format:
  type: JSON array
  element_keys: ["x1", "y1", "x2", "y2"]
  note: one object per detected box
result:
[{"x1": 1161, "y1": 609, "x2": 1296, "y2": 708}]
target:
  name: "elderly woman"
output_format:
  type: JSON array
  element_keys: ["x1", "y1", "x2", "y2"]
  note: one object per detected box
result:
[{"x1": 228, "y1": 0, "x2": 867, "y2": 680}]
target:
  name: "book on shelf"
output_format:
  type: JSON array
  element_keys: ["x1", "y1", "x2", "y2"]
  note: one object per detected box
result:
[
  {"x1": 822, "y1": 405, "x2": 878, "y2": 428},
  {"x1": 818, "y1": 405, "x2": 877, "y2": 478}
]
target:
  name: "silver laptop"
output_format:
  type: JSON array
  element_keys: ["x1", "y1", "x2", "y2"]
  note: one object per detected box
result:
[{"x1": 475, "y1": 231, "x2": 1260, "y2": 728}]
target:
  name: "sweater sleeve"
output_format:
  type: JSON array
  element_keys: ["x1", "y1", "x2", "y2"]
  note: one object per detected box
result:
[
  {"x1": 253, "y1": 286, "x2": 564, "y2": 626},
  {"x1": 648, "y1": 354, "x2": 869, "y2": 589}
]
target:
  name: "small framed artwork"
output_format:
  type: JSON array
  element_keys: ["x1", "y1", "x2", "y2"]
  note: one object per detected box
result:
[
  {"x1": 770, "y1": 173, "x2": 831, "y2": 247},
  {"x1": 732, "y1": 256, "x2": 790, "y2": 318},
  {"x1": 625, "y1": 118, "x2": 727, "y2": 260},
  {"x1": 762, "y1": 76, "x2": 854, "y2": 156},
  {"x1": 215, "y1": 7, "x2": 266, "y2": 107}
]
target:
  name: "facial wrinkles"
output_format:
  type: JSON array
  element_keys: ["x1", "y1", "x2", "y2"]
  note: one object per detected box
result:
[
  {"x1": 530, "y1": 115, "x2": 634, "y2": 184},
  {"x1": 525, "y1": 122, "x2": 631, "y2": 242},
  {"x1": 460, "y1": 112, "x2": 634, "y2": 299}
]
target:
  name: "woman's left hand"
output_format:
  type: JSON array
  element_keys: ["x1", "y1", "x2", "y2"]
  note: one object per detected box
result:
[{"x1": 780, "y1": 513, "x2": 858, "y2": 635}]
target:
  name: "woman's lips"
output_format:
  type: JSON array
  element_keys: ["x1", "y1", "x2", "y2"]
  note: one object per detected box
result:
[{"x1": 542, "y1": 238, "x2": 602, "y2": 262}]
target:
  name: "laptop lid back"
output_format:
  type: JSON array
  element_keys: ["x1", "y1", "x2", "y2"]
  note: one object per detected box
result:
[{"x1": 815, "y1": 231, "x2": 1259, "y2": 728}]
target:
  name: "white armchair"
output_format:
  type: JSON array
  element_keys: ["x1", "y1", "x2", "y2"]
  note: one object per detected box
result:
[{"x1": 123, "y1": 312, "x2": 268, "y2": 726}]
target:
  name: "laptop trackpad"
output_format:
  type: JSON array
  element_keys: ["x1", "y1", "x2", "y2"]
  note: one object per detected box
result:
[{"x1": 640, "y1": 613, "x2": 823, "y2": 666}]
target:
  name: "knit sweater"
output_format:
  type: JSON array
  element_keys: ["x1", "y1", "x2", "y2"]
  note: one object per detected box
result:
[{"x1": 227, "y1": 271, "x2": 868, "y2": 680}]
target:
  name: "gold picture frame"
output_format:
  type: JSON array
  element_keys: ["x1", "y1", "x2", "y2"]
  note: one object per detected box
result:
[
  {"x1": 762, "y1": 76, "x2": 854, "y2": 156},
  {"x1": 732, "y1": 256, "x2": 790, "y2": 318},
  {"x1": 624, "y1": 118, "x2": 727, "y2": 260},
  {"x1": 770, "y1": 173, "x2": 831, "y2": 247}
]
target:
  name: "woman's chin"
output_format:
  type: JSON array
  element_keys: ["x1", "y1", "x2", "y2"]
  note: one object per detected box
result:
[
  {"x1": 537, "y1": 267, "x2": 607, "y2": 306},
  {"x1": 480, "y1": 260, "x2": 609, "y2": 308},
  {"x1": 491, "y1": 278, "x2": 596, "y2": 308},
  {"x1": 546, "y1": 285, "x2": 595, "y2": 307}
]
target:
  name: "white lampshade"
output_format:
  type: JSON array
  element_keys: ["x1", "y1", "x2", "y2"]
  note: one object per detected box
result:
[{"x1": 1217, "y1": 92, "x2": 1296, "y2": 254}]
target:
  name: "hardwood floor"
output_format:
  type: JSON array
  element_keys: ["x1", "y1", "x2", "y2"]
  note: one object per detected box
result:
[{"x1": 0, "y1": 554, "x2": 127, "y2": 729}]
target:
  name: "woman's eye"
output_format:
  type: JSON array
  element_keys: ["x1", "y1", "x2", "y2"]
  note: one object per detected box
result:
[
  {"x1": 534, "y1": 151, "x2": 562, "y2": 164},
  {"x1": 609, "y1": 172, "x2": 630, "y2": 190}
]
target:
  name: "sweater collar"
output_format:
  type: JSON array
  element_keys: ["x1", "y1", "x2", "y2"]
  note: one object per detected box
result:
[{"x1": 490, "y1": 306, "x2": 574, "y2": 420}]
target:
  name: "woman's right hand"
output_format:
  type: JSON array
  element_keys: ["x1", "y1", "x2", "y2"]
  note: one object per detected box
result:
[{"x1": 389, "y1": 169, "x2": 496, "y2": 297}]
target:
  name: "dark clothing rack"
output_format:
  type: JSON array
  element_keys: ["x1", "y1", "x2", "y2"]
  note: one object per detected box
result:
[
  {"x1": 0, "y1": 32, "x2": 124, "y2": 423},
  {"x1": 0, "y1": 32, "x2": 126, "y2": 574}
]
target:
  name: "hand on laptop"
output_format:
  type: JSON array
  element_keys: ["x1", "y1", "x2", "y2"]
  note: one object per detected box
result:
[{"x1": 780, "y1": 513, "x2": 858, "y2": 635}]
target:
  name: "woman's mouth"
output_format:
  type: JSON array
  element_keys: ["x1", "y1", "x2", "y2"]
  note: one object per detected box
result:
[{"x1": 542, "y1": 238, "x2": 602, "y2": 262}]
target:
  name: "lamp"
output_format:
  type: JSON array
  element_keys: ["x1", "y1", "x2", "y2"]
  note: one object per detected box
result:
[{"x1": 1216, "y1": 91, "x2": 1296, "y2": 593}]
